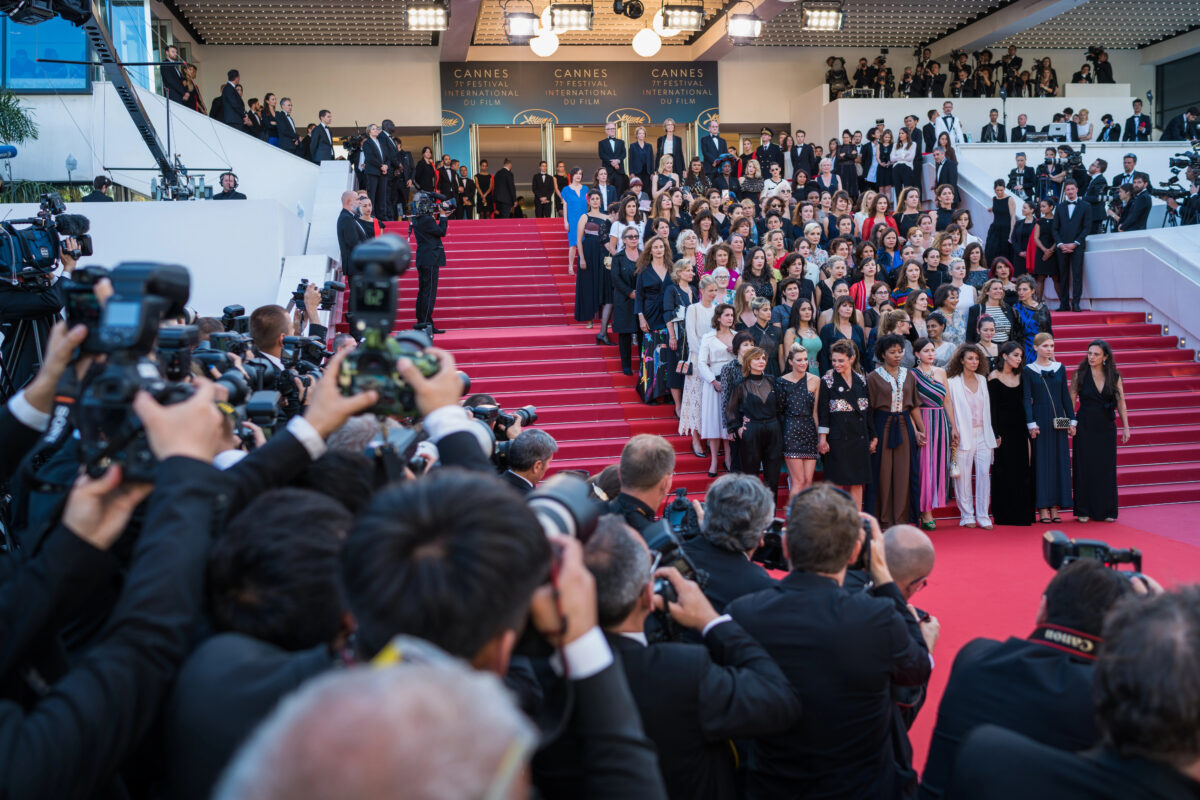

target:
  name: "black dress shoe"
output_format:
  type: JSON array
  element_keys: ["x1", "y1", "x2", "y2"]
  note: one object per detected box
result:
[
  {"x1": 432, "y1": 326, "x2": 447, "y2": 334},
  {"x1": 595, "y1": 334, "x2": 614, "y2": 346},
  {"x1": 622, "y1": 367, "x2": 633, "y2": 376},
  {"x1": 1056, "y1": 305, "x2": 1070, "y2": 312},
  {"x1": 1071, "y1": 301, "x2": 1082, "y2": 312}
]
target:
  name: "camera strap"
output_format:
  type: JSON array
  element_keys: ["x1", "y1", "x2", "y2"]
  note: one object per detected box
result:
[{"x1": 1028, "y1": 624, "x2": 1101, "y2": 660}]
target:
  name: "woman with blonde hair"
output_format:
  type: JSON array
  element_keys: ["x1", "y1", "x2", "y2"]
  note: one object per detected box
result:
[
  {"x1": 681, "y1": 274, "x2": 720, "y2": 456},
  {"x1": 652, "y1": 153, "x2": 678, "y2": 202},
  {"x1": 740, "y1": 159, "x2": 765, "y2": 210}
]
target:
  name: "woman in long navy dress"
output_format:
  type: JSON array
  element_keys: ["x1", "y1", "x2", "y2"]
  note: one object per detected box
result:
[
  {"x1": 635, "y1": 235, "x2": 674, "y2": 403},
  {"x1": 1070, "y1": 340, "x2": 1131, "y2": 522},
  {"x1": 1023, "y1": 332, "x2": 1074, "y2": 522}
]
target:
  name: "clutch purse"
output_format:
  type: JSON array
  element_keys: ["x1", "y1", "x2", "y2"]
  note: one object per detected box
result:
[
  {"x1": 1052, "y1": 417, "x2": 1071, "y2": 430},
  {"x1": 949, "y1": 454, "x2": 961, "y2": 478}
]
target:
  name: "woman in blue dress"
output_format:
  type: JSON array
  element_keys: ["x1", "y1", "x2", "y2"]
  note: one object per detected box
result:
[
  {"x1": 1023, "y1": 332, "x2": 1074, "y2": 522},
  {"x1": 1013, "y1": 274, "x2": 1053, "y2": 364},
  {"x1": 563, "y1": 167, "x2": 588, "y2": 275}
]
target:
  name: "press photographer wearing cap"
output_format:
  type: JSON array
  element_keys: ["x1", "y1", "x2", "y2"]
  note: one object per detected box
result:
[
  {"x1": 584, "y1": 516, "x2": 800, "y2": 800},
  {"x1": 727, "y1": 485, "x2": 931, "y2": 800}
]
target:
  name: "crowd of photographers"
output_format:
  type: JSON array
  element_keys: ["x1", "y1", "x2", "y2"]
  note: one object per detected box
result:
[{"x1": 1, "y1": 191, "x2": 1198, "y2": 800}]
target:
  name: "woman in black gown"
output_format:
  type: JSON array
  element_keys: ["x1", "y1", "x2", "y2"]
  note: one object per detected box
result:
[
  {"x1": 988, "y1": 341, "x2": 1034, "y2": 525},
  {"x1": 985, "y1": 179, "x2": 1015, "y2": 262},
  {"x1": 610, "y1": 226, "x2": 642, "y2": 376},
  {"x1": 834, "y1": 131, "x2": 859, "y2": 201},
  {"x1": 817, "y1": 338, "x2": 875, "y2": 508},
  {"x1": 1070, "y1": 340, "x2": 1131, "y2": 522},
  {"x1": 635, "y1": 235, "x2": 674, "y2": 403},
  {"x1": 553, "y1": 161, "x2": 569, "y2": 217},
  {"x1": 575, "y1": 190, "x2": 608, "y2": 326},
  {"x1": 414, "y1": 147, "x2": 436, "y2": 192},
  {"x1": 726, "y1": 347, "x2": 784, "y2": 497},
  {"x1": 1030, "y1": 198, "x2": 1058, "y2": 302}
]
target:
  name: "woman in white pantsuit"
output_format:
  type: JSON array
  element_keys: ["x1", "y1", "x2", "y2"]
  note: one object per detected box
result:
[
  {"x1": 680, "y1": 275, "x2": 719, "y2": 456},
  {"x1": 697, "y1": 304, "x2": 736, "y2": 475},
  {"x1": 946, "y1": 343, "x2": 997, "y2": 528}
]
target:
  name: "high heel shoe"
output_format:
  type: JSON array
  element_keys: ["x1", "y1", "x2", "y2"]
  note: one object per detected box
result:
[{"x1": 595, "y1": 333, "x2": 613, "y2": 346}]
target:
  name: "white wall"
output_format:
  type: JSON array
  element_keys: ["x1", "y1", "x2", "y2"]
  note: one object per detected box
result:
[
  {"x1": 188, "y1": 46, "x2": 443, "y2": 129},
  {"x1": 0, "y1": 199, "x2": 309, "y2": 316}
]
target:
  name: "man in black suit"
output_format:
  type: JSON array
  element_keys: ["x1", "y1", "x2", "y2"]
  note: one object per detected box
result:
[
  {"x1": 1123, "y1": 99, "x2": 1151, "y2": 141},
  {"x1": 1116, "y1": 173, "x2": 1151, "y2": 231},
  {"x1": 390, "y1": 130, "x2": 415, "y2": 215},
  {"x1": 585, "y1": 517, "x2": 801, "y2": 800},
  {"x1": 212, "y1": 172, "x2": 246, "y2": 200},
  {"x1": 1007, "y1": 152, "x2": 1037, "y2": 201},
  {"x1": 789, "y1": 128, "x2": 818, "y2": 185},
  {"x1": 727, "y1": 486, "x2": 933, "y2": 800},
  {"x1": 1162, "y1": 106, "x2": 1198, "y2": 141},
  {"x1": 457, "y1": 166, "x2": 476, "y2": 220},
  {"x1": 950, "y1": 585, "x2": 1198, "y2": 800},
  {"x1": 1096, "y1": 113, "x2": 1121, "y2": 142},
  {"x1": 1009, "y1": 113, "x2": 1036, "y2": 142},
  {"x1": 655, "y1": 118, "x2": 684, "y2": 177},
  {"x1": 492, "y1": 158, "x2": 516, "y2": 219},
  {"x1": 221, "y1": 69, "x2": 248, "y2": 129},
  {"x1": 922, "y1": 109, "x2": 940, "y2": 153},
  {"x1": 700, "y1": 118, "x2": 727, "y2": 177},
  {"x1": 532, "y1": 160, "x2": 555, "y2": 218},
  {"x1": 413, "y1": 193, "x2": 449, "y2": 333},
  {"x1": 81, "y1": 175, "x2": 114, "y2": 202},
  {"x1": 1053, "y1": 179, "x2": 1091, "y2": 311},
  {"x1": 921, "y1": 559, "x2": 1138, "y2": 799},
  {"x1": 681, "y1": 474, "x2": 776, "y2": 613},
  {"x1": 375, "y1": 120, "x2": 402, "y2": 221},
  {"x1": 434, "y1": 154, "x2": 456, "y2": 199},
  {"x1": 923, "y1": 61, "x2": 947, "y2": 97},
  {"x1": 598, "y1": 122, "x2": 628, "y2": 194},
  {"x1": 607, "y1": 434, "x2": 674, "y2": 535},
  {"x1": 361, "y1": 124, "x2": 389, "y2": 223},
  {"x1": 335, "y1": 191, "x2": 367, "y2": 271},
  {"x1": 933, "y1": 147, "x2": 959, "y2": 202},
  {"x1": 244, "y1": 98, "x2": 267, "y2": 140},
  {"x1": 499, "y1": 429, "x2": 557, "y2": 496},
  {"x1": 1082, "y1": 158, "x2": 1109, "y2": 234},
  {"x1": 980, "y1": 108, "x2": 1007, "y2": 142},
  {"x1": 308, "y1": 110, "x2": 334, "y2": 163},
  {"x1": 275, "y1": 97, "x2": 302, "y2": 156},
  {"x1": 159, "y1": 44, "x2": 188, "y2": 104},
  {"x1": 755, "y1": 126, "x2": 784, "y2": 173}
]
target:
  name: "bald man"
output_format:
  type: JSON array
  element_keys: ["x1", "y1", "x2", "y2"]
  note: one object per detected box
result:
[{"x1": 336, "y1": 190, "x2": 367, "y2": 269}]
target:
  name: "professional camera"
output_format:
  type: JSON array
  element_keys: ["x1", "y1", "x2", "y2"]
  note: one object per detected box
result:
[
  {"x1": 73, "y1": 262, "x2": 194, "y2": 482},
  {"x1": 363, "y1": 423, "x2": 427, "y2": 486},
  {"x1": 1149, "y1": 177, "x2": 1190, "y2": 201},
  {"x1": 0, "y1": 192, "x2": 92, "y2": 285},
  {"x1": 663, "y1": 487, "x2": 702, "y2": 540},
  {"x1": 61, "y1": 265, "x2": 109, "y2": 354},
  {"x1": 221, "y1": 304, "x2": 250, "y2": 333},
  {"x1": 528, "y1": 473, "x2": 602, "y2": 540},
  {"x1": 408, "y1": 191, "x2": 456, "y2": 217},
  {"x1": 1058, "y1": 145, "x2": 1085, "y2": 170},
  {"x1": 1085, "y1": 45, "x2": 1105, "y2": 64},
  {"x1": 291, "y1": 278, "x2": 347, "y2": 311},
  {"x1": 155, "y1": 324, "x2": 200, "y2": 381},
  {"x1": 645, "y1": 518, "x2": 709, "y2": 641},
  {"x1": 751, "y1": 518, "x2": 788, "y2": 571},
  {"x1": 1042, "y1": 530, "x2": 1143, "y2": 576},
  {"x1": 338, "y1": 235, "x2": 445, "y2": 419}
]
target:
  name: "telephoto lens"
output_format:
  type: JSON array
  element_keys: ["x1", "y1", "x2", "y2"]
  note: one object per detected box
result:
[{"x1": 527, "y1": 474, "x2": 602, "y2": 541}]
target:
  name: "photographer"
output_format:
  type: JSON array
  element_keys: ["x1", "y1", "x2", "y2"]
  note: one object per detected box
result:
[
  {"x1": 1082, "y1": 158, "x2": 1109, "y2": 233},
  {"x1": 500, "y1": 428, "x2": 558, "y2": 495},
  {"x1": 1162, "y1": 106, "x2": 1198, "y2": 141},
  {"x1": 1093, "y1": 48, "x2": 1113, "y2": 83},
  {"x1": 584, "y1": 517, "x2": 801, "y2": 800},
  {"x1": 727, "y1": 485, "x2": 931, "y2": 800},
  {"x1": 413, "y1": 191, "x2": 449, "y2": 334},
  {"x1": 949, "y1": 584, "x2": 1197, "y2": 800},
  {"x1": 80, "y1": 175, "x2": 113, "y2": 203},
  {"x1": 1112, "y1": 172, "x2": 1151, "y2": 231},
  {"x1": 919, "y1": 559, "x2": 1138, "y2": 799},
  {"x1": 608, "y1": 434, "x2": 676, "y2": 535},
  {"x1": 248, "y1": 297, "x2": 325, "y2": 373},
  {"x1": 680, "y1": 474, "x2": 776, "y2": 613}
]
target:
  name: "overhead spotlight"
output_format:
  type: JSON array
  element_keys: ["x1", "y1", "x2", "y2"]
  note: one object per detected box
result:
[
  {"x1": 726, "y1": 1, "x2": 762, "y2": 44},
  {"x1": 624, "y1": 0, "x2": 645, "y2": 19},
  {"x1": 800, "y1": 1, "x2": 843, "y2": 31},
  {"x1": 652, "y1": 9, "x2": 681, "y2": 36},
  {"x1": 503, "y1": 0, "x2": 540, "y2": 42},
  {"x1": 549, "y1": 2, "x2": 594, "y2": 31},
  {"x1": 407, "y1": 1, "x2": 450, "y2": 30},
  {"x1": 662, "y1": 0, "x2": 704, "y2": 30}
]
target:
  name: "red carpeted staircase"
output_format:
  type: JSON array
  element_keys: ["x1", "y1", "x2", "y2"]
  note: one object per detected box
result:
[{"x1": 351, "y1": 219, "x2": 1200, "y2": 513}]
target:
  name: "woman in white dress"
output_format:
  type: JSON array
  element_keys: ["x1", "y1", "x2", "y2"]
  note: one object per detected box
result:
[
  {"x1": 697, "y1": 303, "x2": 737, "y2": 476},
  {"x1": 681, "y1": 275, "x2": 720, "y2": 456}
]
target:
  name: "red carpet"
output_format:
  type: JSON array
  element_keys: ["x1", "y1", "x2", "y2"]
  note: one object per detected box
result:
[{"x1": 349, "y1": 219, "x2": 1200, "y2": 773}]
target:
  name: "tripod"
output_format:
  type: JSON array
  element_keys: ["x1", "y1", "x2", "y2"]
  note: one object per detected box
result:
[{"x1": 0, "y1": 315, "x2": 46, "y2": 402}]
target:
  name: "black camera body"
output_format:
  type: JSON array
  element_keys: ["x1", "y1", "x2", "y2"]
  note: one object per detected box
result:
[
  {"x1": 645, "y1": 520, "x2": 706, "y2": 603},
  {"x1": 751, "y1": 518, "x2": 789, "y2": 572},
  {"x1": 1085, "y1": 45, "x2": 1105, "y2": 63},
  {"x1": 155, "y1": 324, "x2": 199, "y2": 382},
  {"x1": 291, "y1": 278, "x2": 347, "y2": 311},
  {"x1": 62, "y1": 265, "x2": 110, "y2": 354},
  {"x1": 221, "y1": 304, "x2": 250, "y2": 334},
  {"x1": 1042, "y1": 530, "x2": 1143, "y2": 575},
  {"x1": 663, "y1": 487, "x2": 702, "y2": 540},
  {"x1": 0, "y1": 193, "x2": 91, "y2": 285},
  {"x1": 409, "y1": 191, "x2": 457, "y2": 217}
]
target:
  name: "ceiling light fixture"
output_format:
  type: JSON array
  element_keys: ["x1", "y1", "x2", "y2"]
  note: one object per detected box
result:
[
  {"x1": 406, "y1": 1, "x2": 450, "y2": 31},
  {"x1": 800, "y1": 1, "x2": 844, "y2": 31},
  {"x1": 726, "y1": 1, "x2": 762, "y2": 44},
  {"x1": 632, "y1": 26, "x2": 662, "y2": 56},
  {"x1": 548, "y1": 2, "x2": 594, "y2": 31},
  {"x1": 503, "y1": 0, "x2": 540, "y2": 43},
  {"x1": 661, "y1": 0, "x2": 704, "y2": 31},
  {"x1": 614, "y1": 0, "x2": 645, "y2": 19},
  {"x1": 652, "y1": 9, "x2": 681, "y2": 36}
]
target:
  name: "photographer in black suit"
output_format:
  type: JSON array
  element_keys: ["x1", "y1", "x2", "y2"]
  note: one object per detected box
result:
[
  {"x1": 500, "y1": 428, "x2": 557, "y2": 496},
  {"x1": 1082, "y1": 158, "x2": 1109, "y2": 233},
  {"x1": 727, "y1": 485, "x2": 931, "y2": 800},
  {"x1": 919, "y1": 559, "x2": 1135, "y2": 799},
  {"x1": 607, "y1": 434, "x2": 675, "y2": 535},
  {"x1": 221, "y1": 70, "x2": 248, "y2": 129},
  {"x1": 413, "y1": 193, "x2": 449, "y2": 333},
  {"x1": 1113, "y1": 172, "x2": 1151, "y2": 231},
  {"x1": 681, "y1": 474, "x2": 776, "y2": 613},
  {"x1": 950, "y1": 583, "x2": 1197, "y2": 800},
  {"x1": 1162, "y1": 107, "x2": 1198, "y2": 141},
  {"x1": 585, "y1": 517, "x2": 801, "y2": 800},
  {"x1": 1052, "y1": 180, "x2": 1092, "y2": 311}
]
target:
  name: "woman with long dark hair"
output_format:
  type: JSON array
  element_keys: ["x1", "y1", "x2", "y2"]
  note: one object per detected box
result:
[
  {"x1": 1029, "y1": 198, "x2": 1058, "y2": 300},
  {"x1": 1070, "y1": 340, "x2": 1131, "y2": 522},
  {"x1": 698, "y1": 304, "x2": 738, "y2": 475},
  {"x1": 867, "y1": 334, "x2": 927, "y2": 527},
  {"x1": 989, "y1": 341, "x2": 1034, "y2": 525},
  {"x1": 575, "y1": 189, "x2": 608, "y2": 329},
  {"x1": 1013, "y1": 274, "x2": 1052, "y2": 364},
  {"x1": 984, "y1": 179, "x2": 1016, "y2": 262},
  {"x1": 817, "y1": 338, "x2": 875, "y2": 507},
  {"x1": 913, "y1": 337, "x2": 956, "y2": 529},
  {"x1": 1024, "y1": 332, "x2": 1074, "y2": 522},
  {"x1": 414, "y1": 146, "x2": 437, "y2": 192},
  {"x1": 946, "y1": 343, "x2": 996, "y2": 528},
  {"x1": 634, "y1": 235, "x2": 674, "y2": 404},
  {"x1": 263, "y1": 93, "x2": 279, "y2": 146},
  {"x1": 779, "y1": 343, "x2": 821, "y2": 498},
  {"x1": 834, "y1": 131, "x2": 859, "y2": 199},
  {"x1": 726, "y1": 346, "x2": 784, "y2": 496}
]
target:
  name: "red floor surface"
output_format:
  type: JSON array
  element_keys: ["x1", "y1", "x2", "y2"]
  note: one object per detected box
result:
[{"x1": 352, "y1": 219, "x2": 1200, "y2": 777}]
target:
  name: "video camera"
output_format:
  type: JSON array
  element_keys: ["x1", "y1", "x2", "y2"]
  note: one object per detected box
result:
[
  {"x1": 1042, "y1": 530, "x2": 1144, "y2": 578},
  {"x1": 408, "y1": 191, "x2": 456, "y2": 217},
  {"x1": 1169, "y1": 151, "x2": 1200, "y2": 172},
  {"x1": 1085, "y1": 45, "x2": 1105, "y2": 64},
  {"x1": 338, "y1": 234, "x2": 444, "y2": 419},
  {"x1": 644, "y1": 517, "x2": 708, "y2": 641},
  {"x1": 0, "y1": 192, "x2": 92, "y2": 286},
  {"x1": 291, "y1": 278, "x2": 347, "y2": 311}
]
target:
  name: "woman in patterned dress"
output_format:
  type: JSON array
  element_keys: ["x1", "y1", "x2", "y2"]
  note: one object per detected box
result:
[
  {"x1": 778, "y1": 343, "x2": 821, "y2": 499},
  {"x1": 634, "y1": 236, "x2": 673, "y2": 403},
  {"x1": 817, "y1": 338, "x2": 875, "y2": 509},
  {"x1": 866, "y1": 334, "x2": 928, "y2": 527},
  {"x1": 913, "y1": 338, "x2": 957, "y2": 530}
]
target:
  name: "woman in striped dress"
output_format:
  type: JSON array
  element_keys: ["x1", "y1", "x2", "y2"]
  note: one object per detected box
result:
[{"x1": 913, "y1": 338, "x2": 957, "y2": 530}]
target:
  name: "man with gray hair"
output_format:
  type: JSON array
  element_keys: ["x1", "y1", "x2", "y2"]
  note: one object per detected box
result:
[
  {"x1": 584, "y1": 516, "x2": 801, "y2": 800},
  {"x1": 682, "y1": 474, "x2": 777, "y2": 612},
  {"x1": 500, "y1": 428, "x2": 558, "y2": 496},
  {"x1": 336, "y1": 190, "x2": 367, "y2": 271},
  {"x1": 215, "y1": 663, "x2": 538, "y2": 800},
  {"x1": 608, "y1": 434, "x2": 676, "y2": 534}
]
